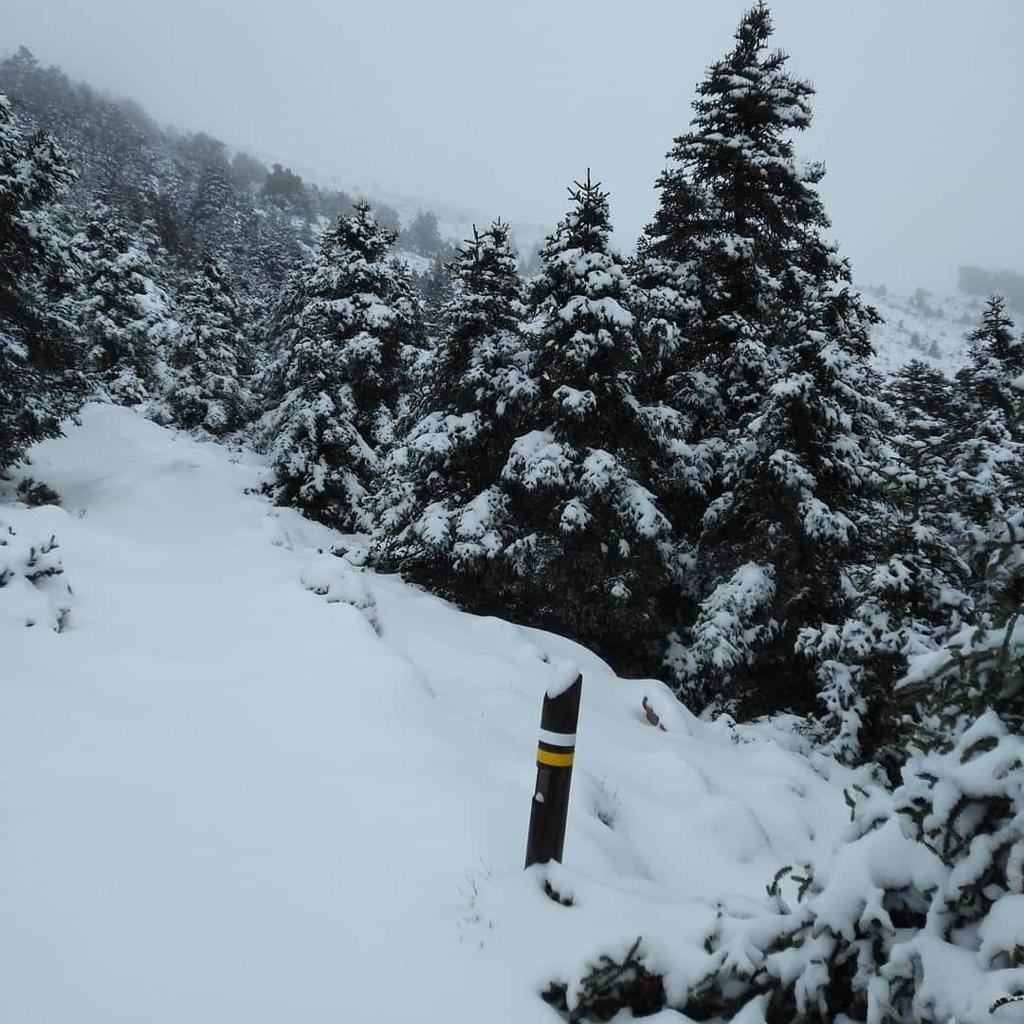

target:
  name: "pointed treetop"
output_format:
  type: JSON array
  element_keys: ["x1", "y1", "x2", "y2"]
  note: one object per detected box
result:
[
  {"x1": 968, "y1": 294, "x2": 1022, "y2": 363},
  {"x1": 694, "y1": 2, "x2": 814, "y2": 139},
  {"x1": 547, "y1": 169, "x2": 612, "y2": 256},
  {"x1": 325, "y1": 200, "x2": 395, "y2": 263},
  {"x1": 733, "y1": 2, "x2": 774, "y2": 60}
]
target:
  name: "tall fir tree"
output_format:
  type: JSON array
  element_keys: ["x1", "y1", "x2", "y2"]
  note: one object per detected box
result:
[
  {"x1": 948, "y1": 296, "x2": 1024, "y2": 559},
  {"x1": 372, "y1": 220, "x2": 535, "y2": 597},
  {"x1": 260, "y1": 201, "x2": 423, "y2": 530},
  {"x1": 883, "y1": 361, "x2": 974, "y2": 654},
  {"x1": 494, "y1": 174, "x2": 681, "y2": 670},
  {"x1": 309, "y1": 200, "x2": 422, "y2": 448},
  {"x1": 634, "y1": 2, "x2": 823, "y2": 425},
  {"x1": 0, "y1": 90, "x2": 85, "y2": 471},
  {"x1": 71, "y1": 199, "x2": 171, "y2": 405},
  {"x1": 814, "y1": 363, "x2": 974, "y2": 769},
  {"x1": 639, "y1": 5, "x2": 894, "y2": 739},
  {"x1": 188, "y1": 159, "x2": 238, "y2": 256},
  {"x1": 160, "y1": 255, "x2": 254, "y2": 434},
  {"x1": 960, "y1": 295, "x2": 1024, "y2": 432},
  {"x1": 417, "y1": 254, "x2": 456, "y2": 342}
]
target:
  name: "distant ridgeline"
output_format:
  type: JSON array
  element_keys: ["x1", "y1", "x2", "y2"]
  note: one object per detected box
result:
[
  {"x1": 959, "y1": 264, "x2": 1024, "y2": 314},
  {"x1": 0, "y1": 46, "x2": 454, "y2": 306}
]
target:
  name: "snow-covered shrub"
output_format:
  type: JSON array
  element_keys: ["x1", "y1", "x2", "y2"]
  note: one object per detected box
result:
[
  {"x1": 947, "y1": 298, "x2": 1024, "y2": 568},
  {"x1": 556, "y1": 540, "x2": 1024, "y2": 1023},
  {"x1": 652, "y1": 503, "x2": 1024, "y2": 1023},
  {"x1": 543, "y1": 938, "x2": 666, "y2": 1022},
  {"x1": 674, "y1": 712, "x2": 1024, "y2": 1024},
  {"x1": 0, "y1": 518, "x2": 72, "y2": 630},
  {"x1": 15, "y1": 477, "x2": 61, "y2": 507}
]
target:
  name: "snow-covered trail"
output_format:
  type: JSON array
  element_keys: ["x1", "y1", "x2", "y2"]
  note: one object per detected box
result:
[{"x1": 2, "y1": 406, "x2": 852, "y2": 1023}]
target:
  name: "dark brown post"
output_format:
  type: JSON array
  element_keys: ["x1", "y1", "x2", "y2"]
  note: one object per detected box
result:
[{"x1": 525, "y1": 673, "x2": 582, "y2": 867}]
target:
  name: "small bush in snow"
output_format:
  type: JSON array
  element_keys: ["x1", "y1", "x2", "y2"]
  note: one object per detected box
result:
[
  {"x1": 0, "y1": 519, "x2": 71, "y2": 630},
  {"x1": 543, "y1": 938, "x2": 666, "y2": 1022},
  {"x1": 15, "y1": 477, "x2": 61, "y2": 507}
]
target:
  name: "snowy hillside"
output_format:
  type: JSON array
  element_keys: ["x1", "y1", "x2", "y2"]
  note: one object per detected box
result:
[
  {"x1": 866, "y1": 284, "x2": 986, "y2": 375},
  {"x1": 1, "y1": 406, "x2": 858, "y2": 1023}
]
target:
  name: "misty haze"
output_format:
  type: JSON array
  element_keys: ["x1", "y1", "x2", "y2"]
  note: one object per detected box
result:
[{"x1": 2, "y1": 3, "x2": 1023, "y2": 1024}]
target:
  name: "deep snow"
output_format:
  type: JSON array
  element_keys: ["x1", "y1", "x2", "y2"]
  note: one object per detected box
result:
[{"x1": 2, "y1": 405, "x2": 858, "y2": 1023}]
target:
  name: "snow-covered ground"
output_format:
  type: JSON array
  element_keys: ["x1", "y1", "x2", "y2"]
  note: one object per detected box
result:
[
  {"x1": 866, "y1": 284, "x2": 987, "y2": 376},
  {"x1": 2, "y1": 406, "x2": 860, "y2": 1023}
]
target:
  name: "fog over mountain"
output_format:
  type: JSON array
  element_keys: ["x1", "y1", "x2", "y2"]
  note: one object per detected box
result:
[{"x1": 7, "y1": 0, "x2": 1022, "y2": 290}]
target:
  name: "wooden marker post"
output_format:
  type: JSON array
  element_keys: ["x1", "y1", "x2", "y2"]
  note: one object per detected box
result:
[{"x1": 525, "y1": 673, "x2": 582, "y2": 868}]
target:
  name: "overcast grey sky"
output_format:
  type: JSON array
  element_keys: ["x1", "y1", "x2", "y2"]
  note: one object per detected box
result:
[{"x1": 6, "y1": 0, "x2": 1022, "y2": 290}]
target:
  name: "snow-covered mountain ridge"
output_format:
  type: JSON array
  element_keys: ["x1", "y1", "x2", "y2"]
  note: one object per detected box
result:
[{"x1": 865, "y1": 283, "x2": 988, "y2": 376}]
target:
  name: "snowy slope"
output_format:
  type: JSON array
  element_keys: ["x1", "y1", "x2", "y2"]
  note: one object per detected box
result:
[
  {"x1": 1, "y1": 406, "x2": 859, "y2": 1023},
  {"x1": 866, "y1": 284, "x2": 985, "y2": 376}
]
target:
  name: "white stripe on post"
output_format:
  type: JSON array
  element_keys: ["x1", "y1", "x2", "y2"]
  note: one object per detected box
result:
[{"x1": 538, "y1": 728, "x2": 576, "y2": 748}]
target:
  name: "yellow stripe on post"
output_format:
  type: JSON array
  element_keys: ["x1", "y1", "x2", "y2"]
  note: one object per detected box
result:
[{"x1": 536, "y1": 747, "x2": 574, "y2": 768}]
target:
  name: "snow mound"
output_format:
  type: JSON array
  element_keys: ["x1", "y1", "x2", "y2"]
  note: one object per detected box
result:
[
  {"x1": 0, "y1": 404, "x2": 859, "y2": 1023},
  {"x1": 300, "y1": 552, "x2": 378, "y2": 630}
]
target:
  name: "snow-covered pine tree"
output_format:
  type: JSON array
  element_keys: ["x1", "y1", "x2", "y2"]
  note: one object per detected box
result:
[
  {"x1": 71, "y1": 198, "x2": 171, "y2": 404},
  {"x1": 645, "y1": 5, "x2": 893, "y2": 739},
  {"x1": 949, "y1": 297, "x2": 1024, "y2": 563},
  {"x1": 188, "y1": 158, "x2": 238, "y2": 257},
  {"x1": 372, "y1": 220, "x2": 535, "y2": 599},
  {"x1": 495, "y1": 174, "x2": 680, "y2": 670},
  {"x1": 961, "y1": 295, "x2": 1024, "y2": 434},
  {"x1": 884, "y1": 363, "x2": 973, "y2": 654},
  {"x1": 400, "y1": 210, "x2": 445, "y2": 258},
  {"x1": 306, "y1": 200, "x2": 422, "y2": 449},
  {"x1": 0, "y1": 90, "x2": 85, "y2": 472},
  {"x1": 160, "y1": 254, "x2": 254, "y2": 434},
  {"x1": 632, "y1": 0, "x2": 825, "y2": 457},
  {"x1": 260, "y1": 201, "x2": 422, "y2": 530},
  {"x1": 417, "y1": 254, "x2": 456, "y2": 342},
  {"x1": 820, "y1": 363, "x2": 974, "y2": 770},
  {"x1": 716, "y1": 277, "x2": 892, "y2": 756},
  {"x1": 639, "y1": 1, "x2": 829, "y2": 704},
  {"x1": 259, "y1": 295, "x2": 375, "y2": 532}
]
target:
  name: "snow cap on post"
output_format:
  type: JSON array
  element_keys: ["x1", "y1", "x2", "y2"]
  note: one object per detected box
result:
[{"x1": 546, "y1": 658, "x2": 582, "y2": 699}]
